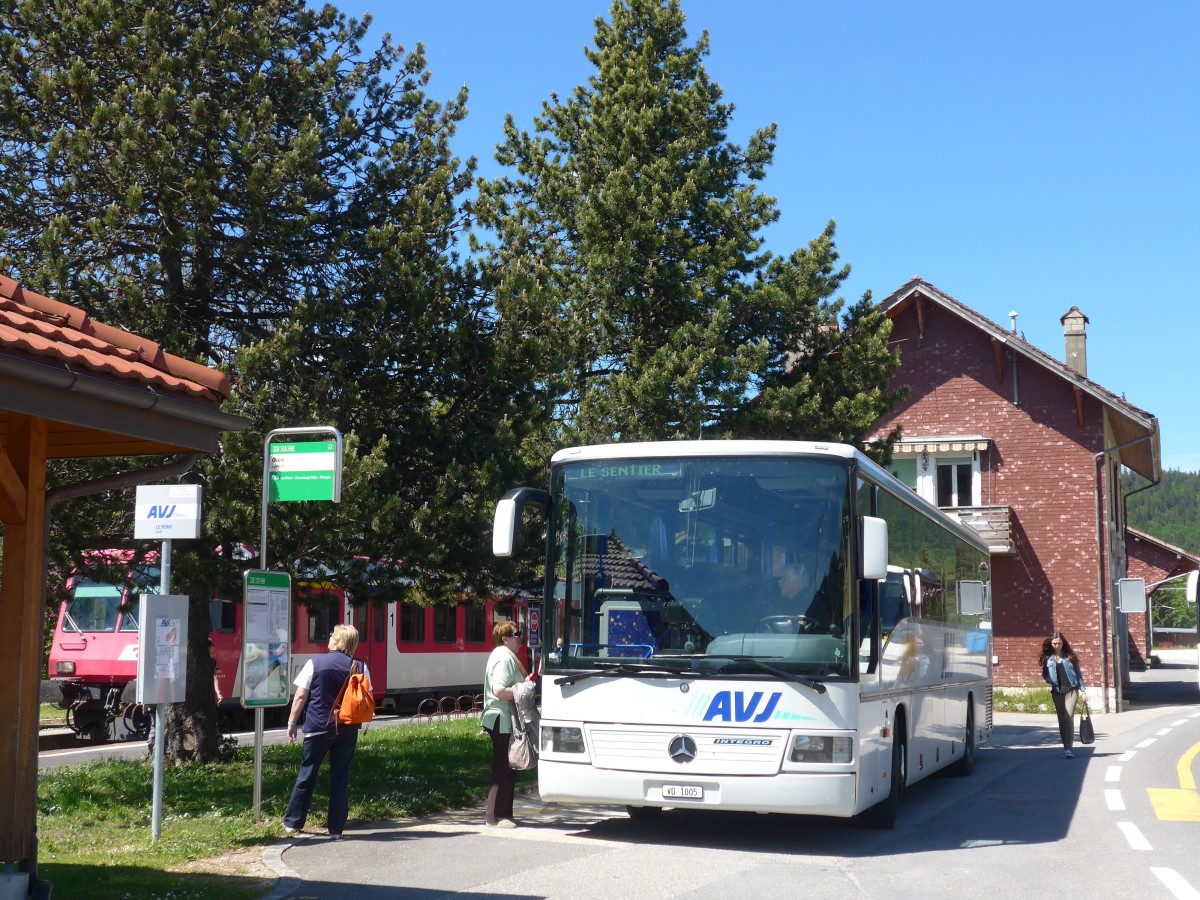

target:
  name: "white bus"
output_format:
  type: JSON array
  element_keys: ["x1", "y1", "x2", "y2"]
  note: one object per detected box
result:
[{"x1": 494, "y1": 440, "x2": 992, "y2": 827}]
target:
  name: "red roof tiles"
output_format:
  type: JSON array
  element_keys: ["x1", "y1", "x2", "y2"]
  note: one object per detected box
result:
[{"x1": 0, "y1": 276, "x2": 230, "y2": 402}]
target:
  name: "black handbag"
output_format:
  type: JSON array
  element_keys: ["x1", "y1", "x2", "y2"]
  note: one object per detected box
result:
[{"x1": 1078, "y1": 701, "x2": 1095, "y2": 745}]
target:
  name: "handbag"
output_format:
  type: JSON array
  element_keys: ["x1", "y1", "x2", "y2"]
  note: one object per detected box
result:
[
  {"x1": 508, "y1": 712, "x2": 537, "y2": 771},
  {"x1": 1078, "y1": 700, "x2": 1095, "y2": 745}
]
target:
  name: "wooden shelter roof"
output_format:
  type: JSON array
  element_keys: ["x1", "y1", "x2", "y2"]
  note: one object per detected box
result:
[{"x1": 0, "y1": 276, "x2": 246, "y2": 456}]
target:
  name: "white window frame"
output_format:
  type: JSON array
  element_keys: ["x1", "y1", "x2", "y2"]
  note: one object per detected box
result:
[{"x1": 915, "y1": 452, "x2": 981, "y2": 509}]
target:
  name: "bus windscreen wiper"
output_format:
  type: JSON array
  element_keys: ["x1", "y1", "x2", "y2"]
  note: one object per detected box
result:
[
  {"x1": 555, "y1": 661, "x2": 706, "y2": 686},
  {"x1": 592, "y1": 588, "x2": 674, "y2": 601},
  {"x1": 699, "y1": 655, "x2": 827, "y2": 694}
]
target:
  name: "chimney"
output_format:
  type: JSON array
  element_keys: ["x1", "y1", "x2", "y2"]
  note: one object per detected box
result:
[{"x1": 1061, "y1": 306, "x2": 1088, "y2": 376}]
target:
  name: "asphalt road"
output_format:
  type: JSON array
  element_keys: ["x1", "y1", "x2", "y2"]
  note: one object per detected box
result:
[{"x1": 262, "y1": 652, "x2": 1200, "y2": 900}]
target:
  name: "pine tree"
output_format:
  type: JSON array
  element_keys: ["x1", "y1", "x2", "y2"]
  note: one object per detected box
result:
[
  {"x1": 475, "y1": 0, "x2": 899, "y2": 450},
  {"x1": 1, "y1": 0, "x2": 543, "y2": 760}
]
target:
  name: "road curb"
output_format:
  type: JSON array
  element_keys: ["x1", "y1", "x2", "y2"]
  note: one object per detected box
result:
[{"x1": 259, "y1": 840, "x2": 301, "y2": 900}]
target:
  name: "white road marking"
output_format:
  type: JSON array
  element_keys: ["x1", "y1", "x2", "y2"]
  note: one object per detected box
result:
[
  {"x1": 1152, "y1": 868, "x2": 1200, "y2": 900},
  {"x1": 1105, "y1": 789, "x2": 1125, "y2": 811},
  {"x1": 1106, "y1": 767, "x2": 1122, "y2": 782},
  {"x1": 1119, "y1": 750, "x2": 1136, "y2": 762},
  {"x1": 1117, "y1": 821, "x2": 1152, "y2": 851},
  {"x1": 1136, "y1": 738, "x2": 1158, "y2": 749},
  {"x1": 1158, "y1": 728, "x2": 1174, "y2": 737},
  {"x1": 1171, "y1": 719, "x2": 1188, "y2": 727}
]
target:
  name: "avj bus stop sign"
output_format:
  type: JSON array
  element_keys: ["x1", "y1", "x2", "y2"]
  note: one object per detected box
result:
[{"x1": 268, "y1": 439, "x2": 341, "y2": 502}]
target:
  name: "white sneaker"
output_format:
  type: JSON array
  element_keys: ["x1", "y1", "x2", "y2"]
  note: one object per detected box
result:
[{"x1": 1064, "y1": 750, "x2": 1074, "y2": 759}]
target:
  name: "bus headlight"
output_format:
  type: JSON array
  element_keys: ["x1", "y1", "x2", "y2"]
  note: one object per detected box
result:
[
  {"x1": 56, "y1": 661, "x2": 76, "y2": 675},
  {"x1": 789, "y1": 734, "x2": 853, "y2": 764},
  {"x1": 541, "y1": 725, "x2": 585, "y2": 754}
]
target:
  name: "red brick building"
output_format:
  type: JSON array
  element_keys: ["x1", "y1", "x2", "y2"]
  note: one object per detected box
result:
[
  {"x1": 868, "y1": 279, "x2": 1163, "y2": 711},
  {"x1": 1127, "y1": 528, "x2": 1200, "y2": 654}
]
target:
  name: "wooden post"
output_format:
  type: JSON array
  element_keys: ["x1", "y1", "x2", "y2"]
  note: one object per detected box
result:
[{"x1": 0, "y1": 413, "x2": 48, "y2": 867}]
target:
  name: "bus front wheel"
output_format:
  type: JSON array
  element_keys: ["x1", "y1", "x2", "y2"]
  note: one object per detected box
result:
[
  {"x1": 626, "y1": 805, "x2": 663, "y2": 820},
  {"x1": 864, "y1": 727, "x2": 905, "y2": 829}
]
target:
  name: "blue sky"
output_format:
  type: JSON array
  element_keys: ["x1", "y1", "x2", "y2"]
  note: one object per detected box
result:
[{"x1": 338, "y1": 1, "x2": 1200, "y2": 472}]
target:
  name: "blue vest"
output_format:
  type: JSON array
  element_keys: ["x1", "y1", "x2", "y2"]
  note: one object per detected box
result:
[{"x1": 301, "y1": 650, "x2": 358, "y2": 735}]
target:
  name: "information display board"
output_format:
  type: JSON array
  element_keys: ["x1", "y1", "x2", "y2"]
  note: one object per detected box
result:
[{"x1": 241, "y1": 570, "x2": 292, "y2": 708}]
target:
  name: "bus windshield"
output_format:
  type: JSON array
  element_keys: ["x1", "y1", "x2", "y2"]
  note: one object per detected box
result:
[{"x1": 545, "y1": 455, "x2": 852, "y2": 678}]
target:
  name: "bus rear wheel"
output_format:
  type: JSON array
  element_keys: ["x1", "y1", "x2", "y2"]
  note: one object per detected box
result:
[{"x1": 947, "y1": 706, "x2": 976, "y2": 777}]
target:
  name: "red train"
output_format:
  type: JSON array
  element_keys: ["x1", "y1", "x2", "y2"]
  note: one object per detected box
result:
[{"x1": 47, "y1": 556, "x2": 529, "y2": 741}]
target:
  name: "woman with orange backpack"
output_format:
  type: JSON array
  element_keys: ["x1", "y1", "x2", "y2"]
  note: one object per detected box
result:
[{"x1": 283, "y1": 624, "x2": 371, "y2": 839}]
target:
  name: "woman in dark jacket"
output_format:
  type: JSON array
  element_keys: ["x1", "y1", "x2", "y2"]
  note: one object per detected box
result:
[
  {"x1": 1040, "y1": 631, "x2": 1087, "y2": 759},
  {"x1": 282, "y1": 624, "x2": 370, "y2": 838}
]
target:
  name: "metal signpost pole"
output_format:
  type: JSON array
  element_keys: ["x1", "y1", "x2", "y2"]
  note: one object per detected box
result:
[
  {"x1": 150, "y1": 539, "x2": 171, "y2": 842},
  {"x1": 253, "y1": 426, "x2": 342, "y2": 822}
]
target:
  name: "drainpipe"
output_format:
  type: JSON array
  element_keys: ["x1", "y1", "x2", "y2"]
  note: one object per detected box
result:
[
  {"x1": 28, "y1": 455, "x2": 198, "y2": 889},
  {"x1": 1122, "y1": 478, "x2": 1162, "y2": 673},
  {"x1": 1094, "y1": 434, "x2": 1156, "y2": 713}
]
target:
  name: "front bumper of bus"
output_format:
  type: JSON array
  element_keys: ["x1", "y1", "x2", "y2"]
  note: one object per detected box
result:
[{"x1": 537, "y1": 758, "x2": 858, "y2": 817}]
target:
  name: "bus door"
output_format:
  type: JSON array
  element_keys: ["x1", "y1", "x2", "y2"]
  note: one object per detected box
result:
[{"x1": 352, "y1": 602, "x2": 388, "y2": 699}]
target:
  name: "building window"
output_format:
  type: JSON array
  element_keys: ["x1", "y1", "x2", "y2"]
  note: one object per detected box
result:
[
  {"x1": 936, "y1": 458, "x2": 974, "y2": 507},
  {"x1": 889, "y1": 458, "x2": 918, "y2": 491}
]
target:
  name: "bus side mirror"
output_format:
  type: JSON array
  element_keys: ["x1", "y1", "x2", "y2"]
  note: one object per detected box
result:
[
  {"x1": 860, "y1": 516, "x2": 888, "y2": 581},
  {"x1": 1187, "y1": 571, "x2": 1199, "y2": 605},
  {"x1": 493, "y1": 488, "x2": 550, "y2": 558}
]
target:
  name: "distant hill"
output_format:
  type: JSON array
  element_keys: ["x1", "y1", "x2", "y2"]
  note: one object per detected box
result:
[{"x1": 1124, "y1": 469, "x2": 1200, "y2": 553}]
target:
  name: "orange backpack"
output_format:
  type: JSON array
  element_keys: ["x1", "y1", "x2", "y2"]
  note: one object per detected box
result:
[{"x1": 332, "y1": 660, "x2": 375, "y2": 726}]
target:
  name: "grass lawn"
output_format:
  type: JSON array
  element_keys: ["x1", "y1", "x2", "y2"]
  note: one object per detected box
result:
[{"x1": 37, "y1": 717, "x2": 523, "y2": 899}]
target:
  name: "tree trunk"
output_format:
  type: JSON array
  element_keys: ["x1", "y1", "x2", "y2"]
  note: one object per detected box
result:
[{"x1": 164, "y1": 594, "x2": 222, "y2": 763}]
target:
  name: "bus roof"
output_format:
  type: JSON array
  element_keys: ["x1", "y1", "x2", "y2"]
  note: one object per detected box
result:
[{"x1": 551, "y1": 440, "x2": 861, "y2": 464}]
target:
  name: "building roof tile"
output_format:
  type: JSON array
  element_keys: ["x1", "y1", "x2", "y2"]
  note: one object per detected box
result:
[{"x1": 0, "y1": 276, "x2": 230, "y2": 401}]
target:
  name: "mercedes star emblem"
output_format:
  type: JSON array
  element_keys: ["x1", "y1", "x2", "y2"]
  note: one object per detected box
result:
[{"x1": 668, "y1": 734, "x2": 698, "y2": 763}]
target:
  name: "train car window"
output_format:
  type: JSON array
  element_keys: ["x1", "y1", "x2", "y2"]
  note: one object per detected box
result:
[
  {"x1": 210, "y1": 599, "x2": 237, "y2": 634},
  {"x1": 433, "y1": 605, "x2": 456, "y2": 643},
  {"x1": 464, "y1": 605, "x2": 486, "y2": 643},
  {"x1": 308, "y1": 605, "x2": 337, "y2": 643},
  {"x1": 373, "y1": 606, "x2": 386, "y2": 643},
  {"x1": 400, "y1": 603, "x2": 425, "y2": 643}
]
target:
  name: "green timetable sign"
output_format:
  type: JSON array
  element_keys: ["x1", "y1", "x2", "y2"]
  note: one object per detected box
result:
[
  {"x1": 268, "y1": 440, "x2": 340, "y2": 501},
  {"x1": 241, "y1": 570, "x2": 292, "y2": 708}
]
